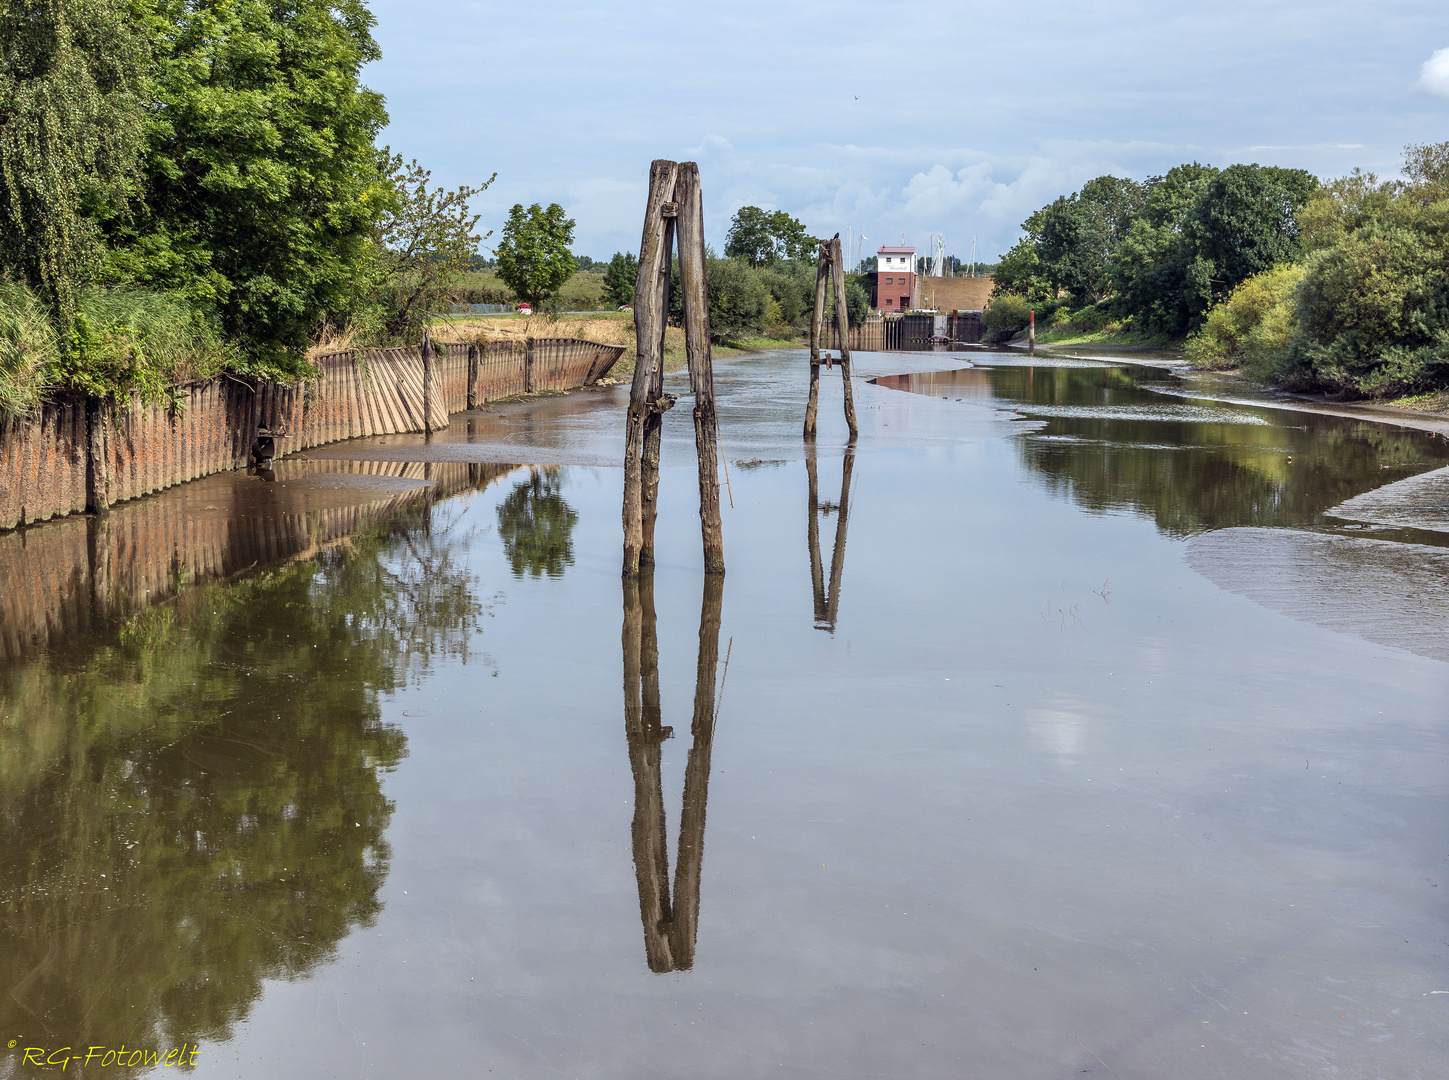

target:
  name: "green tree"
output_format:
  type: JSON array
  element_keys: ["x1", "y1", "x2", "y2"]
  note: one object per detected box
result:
[
  {"x1": 1036, "y1": 175, "x2": 1144, "y2": 304},
  {"x1": 1185, "y1": 164, "x2": 1318, "y2": 299},
  {"x1": 494, "y1": 202, "x2": 576, "y2": 311},
  {"x1": 374, "y1": 156, "x2": 494, "y2": 343},
  {"x1": 103, "y1": 0, "x2": 392, "y2": 366},
  {"x1": 845, "y1": 280, "x2": 869, "y2": 327},
  {"x1": 704, "y1": 253, "x2": 771, "y2": 339},
  {"x1": 724, "y1": 206, "x2": 815, "y2": 266},
  {"x1": 1113, "y1": 162, "x2": 1221, "y2": 330},
  {"x1": 601, "y1": 251, "x2": 638, "y2": 308},
  {"x1": 0, "y1": 0, "x2": 148, "y2": 328}
]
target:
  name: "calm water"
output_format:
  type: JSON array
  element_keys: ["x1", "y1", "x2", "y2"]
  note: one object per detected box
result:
[{"x1": 1, "y1": 350, "x2": 1446, "y2": 1079}]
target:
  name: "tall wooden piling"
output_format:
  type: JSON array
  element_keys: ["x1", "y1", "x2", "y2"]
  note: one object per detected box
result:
[
  {"x1": 421, "y1": 331, "x2": 435, "y2": 435},
  {"x1": 828, "y1": 237, "x2": 860, "y2": 439},
  {"x1": 675, "y1": 163, "x2": 725, "y2": 574},
  {"x1": 623, "y1": 160, "x2": 680, "y2": 575},
  {"x1": 803, "y1": 242, "x2": 831, "y2": 438},
  {"x1": 805, "y1": 448, "x2": 854, "y2": 633},
  {"x1": 86, "y1": 397, "x2": 110, "y2": 515},
  {"x1": 623, "y1": 159, "x2": 723, "y2": 576},
  {"x1": 804, "y1": 235, "x2": 858, "y2": 439}
]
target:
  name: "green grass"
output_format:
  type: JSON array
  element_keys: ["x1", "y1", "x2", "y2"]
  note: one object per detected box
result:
[{"x1": 1020, "y1": 327, "x2": 1180, "y2": 350}]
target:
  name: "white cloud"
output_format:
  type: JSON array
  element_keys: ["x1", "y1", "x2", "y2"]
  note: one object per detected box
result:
[{"x1": 1419, "y1": 47, "x2": 1449, "y2": 98}]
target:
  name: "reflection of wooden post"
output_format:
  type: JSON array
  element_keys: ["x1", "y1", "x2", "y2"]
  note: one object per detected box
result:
[
  {"x1": 671, "y1": 572, "x2": 723, "y2": 969},
  {"x1": 623, "y1": 160, "x2": 679, "y2": 576},
  {"x1": 676, "y1": 164, "x2": 725, "y2": 574},
  {"x1": 806, "y1": 453, "x2": 825, "y2": 621},
  {"x1": 824, "y1": 449, "x2": 854, "y2": 627},
  {"x1": 621, "y1": 570, "x2": 724, "y2": 973},
  {"x1": 622, "y1": 574, "x2": 674, "y2": 972},
  {"x1": 804, "y1": 242, "x2": 830, "y2": 437},
  {"x1": 806, "y1": 450, "x2": 854, "y2": 633},
  {"x1": 829, "y1": 237, "x2": 859, "y2": 439}
]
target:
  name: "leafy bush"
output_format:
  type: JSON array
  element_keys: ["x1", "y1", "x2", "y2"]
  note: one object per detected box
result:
[
  {"x1": 704, "y1": 255, "x2": 771, "y2": 340},
  {"x1": 1184, "y1": 264, "x2": 1303, "y2": 376},
  {"x1": 983, "y1": 293, "x2": 1032, "y2": 335}
]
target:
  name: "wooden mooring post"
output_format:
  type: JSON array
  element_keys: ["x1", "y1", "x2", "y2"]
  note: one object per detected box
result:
[
  {"x1": 623, "y1": 159, "x2": 724, "y2": 576},
  {"x1": 803, "y1": 234, "x2": 858, "y2": 440},
  {"x1": 421, "y1": 330, "x2": 435, "y2": 435}
]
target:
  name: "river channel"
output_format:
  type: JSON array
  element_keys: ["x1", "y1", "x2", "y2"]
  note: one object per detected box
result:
[{"x1": 1, "y1": 349, "x2": 1446, "y2": 1078}]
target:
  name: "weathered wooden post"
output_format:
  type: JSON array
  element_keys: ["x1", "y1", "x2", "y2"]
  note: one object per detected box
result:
[
  {"x1": 1028, "y1": 308, "x2": 1036, "y2": 353},
  {"x1": 421, "y1": 330, "x2": 434, "y2": 435},
  {"x1": 623, "y1": 161, "x2": 679, "y2": 575},
  {"x1": 829, "y1": 236, "x2": 860, "y2": 439},
  {"x1": 623, "y1": 159, "x2": 722, "y2": 576},
  {"x1": 675, "y1": 163, "x2": 725, "y2": 574},
  {"x1": 85, "y1": 397, "x2": 110, "y2": 515},
  {"x1": 803, "y1": 235, "x2": 859, "y2": 439},
  {"x1": 803, "y1": 241, "x2": 830, "y2": 437},
  {"x1": 466, "y1": 342, "x2": 479, "y2": 410}
]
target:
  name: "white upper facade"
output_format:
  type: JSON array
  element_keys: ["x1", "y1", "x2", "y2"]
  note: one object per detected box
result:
[{"x1": 876, "y1": 246, "x2": 915, "y2": 272}]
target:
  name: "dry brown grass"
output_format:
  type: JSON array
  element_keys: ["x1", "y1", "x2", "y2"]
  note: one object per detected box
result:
[{"x1": 430, "y1": 312, "x2": 688, "y2": 376}]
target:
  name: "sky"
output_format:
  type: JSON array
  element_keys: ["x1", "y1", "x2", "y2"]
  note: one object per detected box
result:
[{"x1": 364, "y1": 0, "x2": 1449, "y2": 263}]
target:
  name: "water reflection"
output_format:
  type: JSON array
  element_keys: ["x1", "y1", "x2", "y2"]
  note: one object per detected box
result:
[
  {"x1": 806, "y1": 451, "x2": 855, "y2": 633},
  {"x1": 874, "y1": 364, "x2": 1449, "y2": 537},
  {"x1": 0, "y1": 508, "x2": 484, "y2": 1064},
  {"x1": 496, "y1": 468, "x2": 579, "y2": 578},
  {"x1": 620, "y1": 573, "x2": 724, "y2": 973}
]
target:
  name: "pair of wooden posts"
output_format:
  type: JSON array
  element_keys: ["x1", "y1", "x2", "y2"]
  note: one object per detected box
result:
[
  {"x1": 622, "y1": 160, "x2": 724, "y2": 576},
  {"x1": 804, "y1": 234, "x2": 859, "y2": 440}
]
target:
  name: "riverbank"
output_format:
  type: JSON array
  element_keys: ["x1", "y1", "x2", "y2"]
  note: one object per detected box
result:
[{"x1": 431, "y1": 311, "x2": 799, "y2": 377}]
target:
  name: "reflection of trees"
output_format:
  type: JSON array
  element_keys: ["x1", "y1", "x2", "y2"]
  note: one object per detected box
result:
[
  {"x1": 621, "y1": 573, "x2": 724, "y2": 973},
  {"x1": 0, "y1": 511, "x2": 484, "y2": 1063},
  {"x1": 988, "y1": 365, "x2": 1449, "y2": 536},
  {"x1": 496, "y1": 469, "x2": 579, "y2": 578},
  {"x1": 806, "y1": 451, "x2": 854, "y2": 633}
]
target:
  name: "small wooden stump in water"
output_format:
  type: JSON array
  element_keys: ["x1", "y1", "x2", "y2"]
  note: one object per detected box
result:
[{"x1": 623, "y1": 160, "x2": 724, "y2": 576}]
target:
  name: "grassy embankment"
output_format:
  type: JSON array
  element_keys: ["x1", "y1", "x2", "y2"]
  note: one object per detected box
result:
[{"x1": 430, "y1": 311, "x2": 799, "y2": 381}]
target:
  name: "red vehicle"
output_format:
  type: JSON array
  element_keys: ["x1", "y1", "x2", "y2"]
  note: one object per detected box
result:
[{"x1": 516, "y1": 302, "x2": 532, "y2": 315}]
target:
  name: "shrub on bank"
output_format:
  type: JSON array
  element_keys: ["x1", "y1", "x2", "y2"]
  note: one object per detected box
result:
[{"x1": 1184, "y1": 264, "x2": 1303, "y2": 377}]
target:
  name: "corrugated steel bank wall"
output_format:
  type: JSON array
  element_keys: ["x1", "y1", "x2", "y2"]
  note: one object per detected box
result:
[{"x1": 0, "y1": 338, "x2": 623, "y2": 531}]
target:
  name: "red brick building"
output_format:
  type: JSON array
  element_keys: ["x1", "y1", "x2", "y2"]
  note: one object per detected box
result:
[{"x1": 868, "y1": 245, "x2": 915, "y2": 313}]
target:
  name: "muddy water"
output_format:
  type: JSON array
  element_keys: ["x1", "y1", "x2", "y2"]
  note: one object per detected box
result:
[{"x1": 1, "y1": 350, "x2": 1446, "y2": 1078}]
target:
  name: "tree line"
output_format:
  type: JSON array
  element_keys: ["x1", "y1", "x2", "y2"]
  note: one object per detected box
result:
[
  {"x1": 0, "y1": 0, "x2": 524, "y2": 418},
  {"x1": 988, "y1": 144, "x2": 1449, "y2": 397},
  {"x1": 589, "y1": 206, "x2": 868, "y2": 341}
]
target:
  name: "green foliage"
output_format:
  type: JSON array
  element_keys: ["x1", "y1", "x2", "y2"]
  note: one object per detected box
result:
[
  {"x1": 1184, "y1": 264, "x2": 1304, "y2": 377},
  {"x1": 1185, "y1": 165, "x2": 1318, "y2": 296},
  {"x1": 494, "y1": 203, "x2": 576, "y2": 310},
  {"x1": 373, "y1": 156, "x2": 493, "y2": 343},
  {"x1": 1036, "y1": 175, "x2": 1144, "y2": 304},
  {"x1": 495, "y1": 469, "x2": 578, "y2": 578},
  {"x1": 1291, "y1": 209, "x2": 1449, "y2": 396},
  {"x1": 845, "y1": 280, "x2": 869, "y2": 327},
  {"x1": 724, "y1": 206, "x2": 815, "y2": 266},
  {"x1": 105, "y1": 0, "x2": 391, "y2": 366},
  {"x1": 704, "y1": 254, "x2": 771, "y2": 339},
  {"x1": 0, "y1": 0, "x2": 148, "y2": 328},
  {"x1": 601, "y1": 251, "x2": 638, "y2": 308},
  {"x1": 1112, "y1": 163, "x2": 1221, "y2": 330},
  {"x1": 983, "y1": 293, "x2": 1032, "y2": 335},
  {"x1": 0, "y1": 283, "x2": 58, "y2": 418}
]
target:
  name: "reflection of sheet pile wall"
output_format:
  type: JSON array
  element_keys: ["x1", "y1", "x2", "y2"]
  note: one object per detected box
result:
[
  {"x1": 0, "y1": 339, "x2": 621, "y2": 530},
  {"x1": 0, "y1": 460, "x2": 515, "y2": 663}
]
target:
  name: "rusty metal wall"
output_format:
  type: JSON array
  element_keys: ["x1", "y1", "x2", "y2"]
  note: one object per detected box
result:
[{"x1": 1, "y1": 338, "x2": 622, "y2": 532}]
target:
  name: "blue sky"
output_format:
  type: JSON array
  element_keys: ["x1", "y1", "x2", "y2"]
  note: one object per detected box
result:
[{"x1": 365, "y1": 0, "x2": 1449, "y2": 263}]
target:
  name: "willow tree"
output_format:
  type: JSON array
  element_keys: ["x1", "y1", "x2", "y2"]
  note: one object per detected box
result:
[{"x1": 0, "y1": 0, "x2": 147, "y2": 327}]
